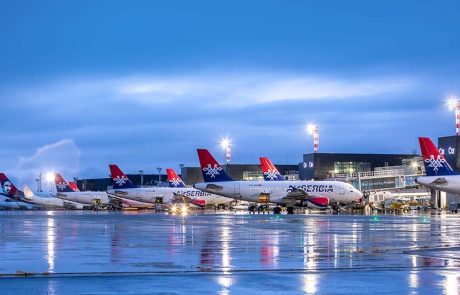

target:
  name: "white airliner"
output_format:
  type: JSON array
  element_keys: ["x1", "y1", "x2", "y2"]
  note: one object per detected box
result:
[
  {"x1": 107, "y1": 165, "x2": 232, "y2": 207},
  {"x1": 416, "y1": 137, "x2": 460, "y2": 194},
  {"x1": 54, "y1": 173, "x2": 112, "y2": 206},
  {"x1": 260, "y1": 157, "x2": 330, "y2": 209},
  {"x1": 23, "y1": 185, "x2": 85, "y2": 209},
  {"x1": 0, "y1": 195, "x2": 35, "y2": 210},
  {"x1": 193, "y1": 149, "x2": 362, "y2": 208}
]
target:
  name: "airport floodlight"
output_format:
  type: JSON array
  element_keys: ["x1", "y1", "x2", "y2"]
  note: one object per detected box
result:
[
  {"x1": 411, "y1": 161, "x2": 418, "y2": 169},
  {"x1": 447, "y1": 96, "x2": 460, "y2": 135},
  {"x1": 220, "y1": 138, "x2": 231, "y2": 164},
  {"x1": 447, "y1": 96, "x2": 459, "y2": 111},
  {"x1": 46, "y1": 172, "x2": 55, "y2": 182},
  {"x1": 306, "y1": 124, "x2": 319, "y2": 153}
]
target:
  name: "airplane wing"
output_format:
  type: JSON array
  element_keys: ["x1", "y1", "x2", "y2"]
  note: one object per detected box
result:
[{"x1": 285, "y1": 187, "x2": 309, "y2": 199}]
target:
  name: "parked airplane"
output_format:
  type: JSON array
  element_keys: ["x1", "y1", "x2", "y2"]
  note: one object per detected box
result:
[
  {"x1": 0, "y1": 173, "x2": 40, "y2": 209},
  {"x1": 259, "y1": 157, "x2": 330, "y2": 209},
  {"x1": 167, "y1": 168, "x2": 233, "y2": 205},
  {"x1": 0, "y1": 195, "x2": 35, "y2": 210},
  {"x1": 416, "y1": 137, "x2": 460, "y2": 194},
  {"x1": 194, "y1": 149, "x2": 362, "y2": 209},
  {"x1": 22, "y1": 185, "x2": 85, "y2": 209},
  {"x1": 107, "y1": 165, "x2": 229, "y2": 207},
  {"x1": 54, "y1": 173, "x2": 111, "y2": 206}
]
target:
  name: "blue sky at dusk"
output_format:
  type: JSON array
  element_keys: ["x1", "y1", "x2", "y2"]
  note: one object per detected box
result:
[{"x1": 1, "y1": 0, "x2": 460, "y2": 184}]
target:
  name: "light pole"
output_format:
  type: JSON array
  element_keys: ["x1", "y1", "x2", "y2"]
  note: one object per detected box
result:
[
  {"x1": 156, "y1": 167, "x2": 162, "y2": 183},
  {"x1": 447, "y1": 96, "x2": 460, "y2": 136},
  {"x1": 220, "y1": 138, "x2": 231, "y2": 164},
  {"x1": 139, "y1": 170, "x2": 144, "y2": 187},
  {"x1": 307, "y1": 123, "x2": 319, "y2": 153}
]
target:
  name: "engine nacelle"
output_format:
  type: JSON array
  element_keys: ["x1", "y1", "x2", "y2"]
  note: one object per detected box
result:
[{"x1": 305, "y1": 196, "x2": 329, "y2": 209}]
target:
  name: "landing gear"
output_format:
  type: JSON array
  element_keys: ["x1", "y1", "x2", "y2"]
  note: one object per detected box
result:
[
  {"x1": 287, "y1": 207, "x2": 294, "y2": 214},
  {"x1": 273, "y1": 206, "x2": 282, "y2": 214}
]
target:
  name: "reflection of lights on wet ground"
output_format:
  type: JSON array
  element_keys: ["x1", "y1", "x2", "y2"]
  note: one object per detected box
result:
[
  {"x1": 411, "y1": 222, "x2": 418, "y2": 244},
  {"x1": 217, "y1": 276, "x2": 233, "y2": 295},
  {"x1": 411, "y1": 255, "x2": 417, "y2": 268},
  {"x1": 420, "y1": 216, "x2": 430, "y2": 223},
  {"x1": 218, "y1": 219, "x2": 233, "y2": 295},
  {"x1": 302, "y1": 219, "x2": 319, "y2": 293},
  {"x1": 302, "y1": 273, "x2": 318, "y2": 295},
  {"x1": 371, "y1": 216, "x2": 380, "y2": 222},
  {"x1": 46, "y1": 214, "x2": 55, "y2": 273},
  {"x1": 221, "y1": 225, "x2": 231, "y2": 273},
  {"x1": 445, "y1": 272, "x2": 459, "y2": 295},
  {"x1": 409, "y1": 271, "x2": 419, "y2": 291}
]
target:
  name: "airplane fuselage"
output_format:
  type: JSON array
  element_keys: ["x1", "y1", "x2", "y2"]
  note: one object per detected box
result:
[
  {"x1": 56, "y1": 191, "x2": 111, "y2": 205},
  {"x1": 194, "y1": 180, "x2": 362, "y2": 205},
  {"x1": 416, "y1": 175, "x2": 460, "y2": 195},
  {"x1": 106, "y1": 187, "x2": 232, "y2": 205}
]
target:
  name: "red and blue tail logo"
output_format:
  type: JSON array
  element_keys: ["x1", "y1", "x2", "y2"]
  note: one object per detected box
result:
[
  {"x1": 197, "y1": 149, "x2": 233, "y2": 182},
  {"x1": 0, "y1": 173, "x2": 24, "y2": 198},
  {"x1": 166, "y1": 169, "x2": 185, "y2": 188},
  {"x1": 69, "y1": 182, "x2": 80, "y2": 192},
  {"x1": 260, "y1": 157, "x2": 284, "y2": 181},
  {"x1": 54, "y1": 173, "x2": 74, "y2": 193},
  {"x1": 419, "y1": 137, "x2": 458, "y2": 176},
  {"x1": 109, "y1": 164, "x2": 137, "y2": 189}
]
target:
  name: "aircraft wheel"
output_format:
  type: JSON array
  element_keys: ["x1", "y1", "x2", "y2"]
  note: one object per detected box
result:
[
  {"x1": 273, "y1": 207, "x2": 281, "y2": 214},
  {"x1": 287, "y1": 207, "x2": 294, "y2": 214}
]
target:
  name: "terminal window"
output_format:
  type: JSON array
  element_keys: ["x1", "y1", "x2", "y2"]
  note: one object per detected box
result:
[
  {"x1": 243, "y1": 171, "x2": 264, "y2": 181},
  {"x1": 334, "y1": 162, "x2": 371, "y2": 174}
]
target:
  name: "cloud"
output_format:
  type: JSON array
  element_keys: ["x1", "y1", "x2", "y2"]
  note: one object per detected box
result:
[
  {"x1": 114, "y1": 72, "x2": 415, "y2": 106},
  {"x1": 16, "y1": 139, "x2": 81, "y2": 187}
]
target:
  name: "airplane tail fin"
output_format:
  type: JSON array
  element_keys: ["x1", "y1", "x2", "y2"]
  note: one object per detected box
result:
[
  {"x1": 166, "y1": 168, "x2": 186, "y2": 188},
  {"x1": 54, "y1": 173, "x2": 74, "y2": 193},
  {"x1": 69, "y1": 182, "x2": 80, "y2": 192},
  {"x1": 0, "y1": 173, "x2": 24, "y2": 198},
  {"x1": 197, "y1": 149, "x2": 233, "y2": 182},
  {"x1": 109, "y1": 165, "x2": 137, "y2": 189},
  {"x1": 419, "y1": 137, "x2": 458, "y2": 176},
  {"x1": 259, "y1": 157, "x2": 284, "y2": 181}
]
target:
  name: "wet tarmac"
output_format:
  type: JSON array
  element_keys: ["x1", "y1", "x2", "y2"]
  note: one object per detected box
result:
[{"x1": 0, "y1": 211, "x2": 459, "y2": 294}]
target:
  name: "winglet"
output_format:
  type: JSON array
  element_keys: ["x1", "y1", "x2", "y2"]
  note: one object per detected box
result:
[{"x1": 197, "y1": 149, "x2": 233, "y2": 182}]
